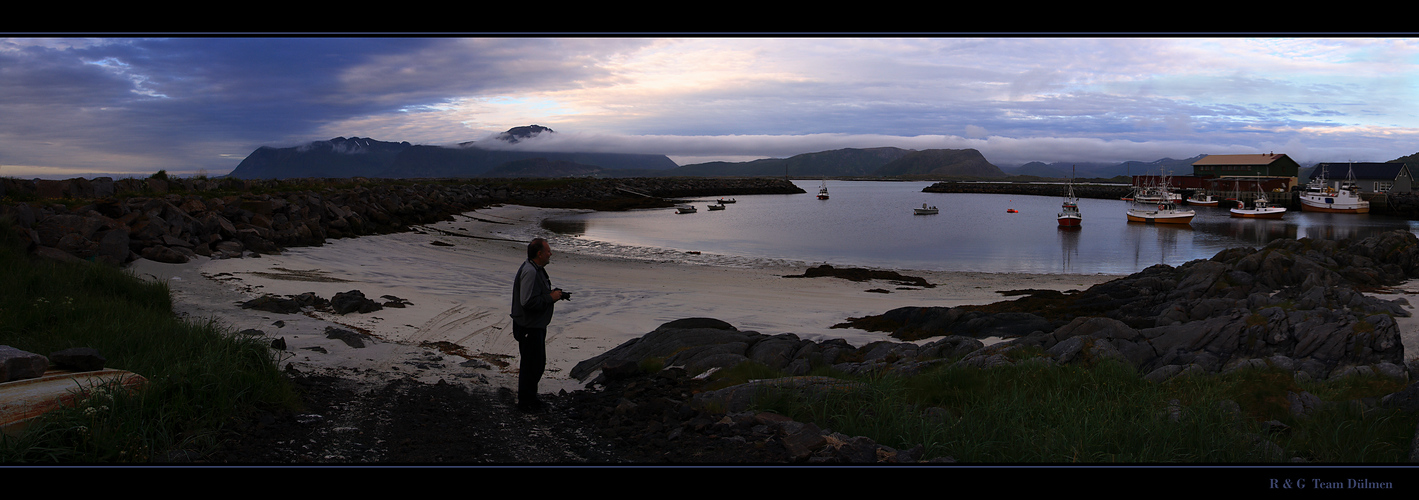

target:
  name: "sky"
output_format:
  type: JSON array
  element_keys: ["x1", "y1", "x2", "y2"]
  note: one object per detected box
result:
[{"x1": 2, "y1": 36, "x2": 1418, "y2": 180}]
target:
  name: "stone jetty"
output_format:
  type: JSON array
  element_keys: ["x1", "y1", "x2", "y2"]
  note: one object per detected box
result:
[{"x1": 0, "y1": 176, "x2": 803, "y2": 266}]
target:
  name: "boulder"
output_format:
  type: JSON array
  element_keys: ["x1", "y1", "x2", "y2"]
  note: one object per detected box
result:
[
  {"x1": 0, "y1": 346, "x2": 49, "y2": 382},
  {"x1": 48, "y1": 347, "x2": 105, "y2": 371}
]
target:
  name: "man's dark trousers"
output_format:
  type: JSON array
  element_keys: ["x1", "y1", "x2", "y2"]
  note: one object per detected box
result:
[{"x1": 514, "y1": 323, "x2": 547, "y2": 405}]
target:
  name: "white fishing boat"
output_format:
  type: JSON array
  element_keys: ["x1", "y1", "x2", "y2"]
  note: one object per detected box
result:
[
  {"x1": 1186, "y1": 194, "x2": 1219, "y2": 207},
  {"x1": 913, "y1": 203, "x2": 939, "y2": 215},
  {"x1": 1229, "y1": 180, "x2": 1287, "y2": 219},
  {"x1": 817, "y1": 180, "x2": 830, "y2": 200},
  {"x1": 707, "y1": 203, "x2": 725, "y2": 211},
  {"x1": 1126, "y1": 169, "x2": 1194, "y2": 224},
  {"x1": 675, "y1": 204, "x2": 697, "y2": 214},
  {"x1": 1126, "y1": 186, "x2": 1194, "y2": 224},
  {"x1": 1300, "y1": 165, "x2": 1370, "y2": 214}
]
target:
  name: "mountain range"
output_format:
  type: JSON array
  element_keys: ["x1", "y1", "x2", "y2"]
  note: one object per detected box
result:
[
  {"x1": 229, "y1": 125, "x2": 1307, "y2": 181},
  {"x1": 227, "y1": 126, "x2": 1010, "y2": 180}
]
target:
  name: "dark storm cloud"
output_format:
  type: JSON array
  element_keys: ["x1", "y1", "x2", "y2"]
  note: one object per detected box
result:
[{"x1": 0, "y1": 37, "x2": 650, "y2": 175}]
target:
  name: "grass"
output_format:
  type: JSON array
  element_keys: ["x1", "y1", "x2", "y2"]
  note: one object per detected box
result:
[
  {"x1": 730, "y1": 356, "x2": 1417, "y2": 463},
  {"x1": 0, "y1": 217, "x2": 299, "y2": 462}
]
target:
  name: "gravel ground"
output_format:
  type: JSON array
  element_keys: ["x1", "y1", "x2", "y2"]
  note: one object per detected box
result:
[{"x1": 204, "y1": 366, "x2": 794, "y2": 464}]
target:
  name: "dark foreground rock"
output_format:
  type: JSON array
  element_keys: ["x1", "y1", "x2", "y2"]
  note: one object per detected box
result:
[{"x1": 838, "y1": 230, "x2": 1419, "y2": 382}]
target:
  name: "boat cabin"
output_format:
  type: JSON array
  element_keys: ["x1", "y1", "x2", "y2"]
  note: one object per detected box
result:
[{"x1": 1306, "y1": 162, "x2": 1415, "y2": 194}]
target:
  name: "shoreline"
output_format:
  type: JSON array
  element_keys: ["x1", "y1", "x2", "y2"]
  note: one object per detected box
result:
[{"x1": 130, "y1": 204, "x2": 1124, "y2": 395}]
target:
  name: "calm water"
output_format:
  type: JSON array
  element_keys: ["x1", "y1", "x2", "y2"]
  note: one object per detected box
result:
[{"x1": 541, "y1": 180, "x2": 1419, "y2": 275}]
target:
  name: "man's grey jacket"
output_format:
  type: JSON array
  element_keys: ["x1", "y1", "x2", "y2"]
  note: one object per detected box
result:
[{"x1": 511, "y1": 259, "x2": 555, "y2": 329}]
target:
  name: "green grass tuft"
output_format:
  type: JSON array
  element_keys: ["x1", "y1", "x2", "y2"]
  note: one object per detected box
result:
[{"x1": 0, "y1": 216, "x2": 298, "y2": 462}]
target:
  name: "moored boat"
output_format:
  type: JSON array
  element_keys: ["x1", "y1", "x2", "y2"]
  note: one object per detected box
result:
[
  {"x1": 1126, "y1": 169, "x2": 1194, "y2": 224},
  {"x1": 1300, "y1": 165, "x2": 1370, "y2": 213},
  {"x1": 913, "y1": 203, "x2": 938, "y2": 215},
  {"x1": 675, "y1": 204, "x2": 697, "y2": 214},
  {"x1": 707, "y1": 203, "x2": 725, "y2": 211},
  {"x1": 1229, "y1": 181, "x2": 1287, "y2": 219},
  {"x1": 1186, "y1": 194, "x2": 1219, "y2": 207},
  {"x1": 1126, "y1": 201, "x2": 1195, "y2": 224},
  {"x1": 717, "y1": 198, "x2": 737, "y2": 204},
  {"x1": 1058, "y1": 169, "x2": 1082, "y2": 227},
  {"x1": 817, "y1": 180, "x2": 830, "y2": 200}
]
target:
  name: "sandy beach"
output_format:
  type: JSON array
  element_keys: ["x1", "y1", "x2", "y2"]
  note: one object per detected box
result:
[
  {"x1": 124, "y1": 205, "x2": 1124, "y2": 394},
  {"x1": 128, "y1": 204, "x2": 1419, "y2": 396}
]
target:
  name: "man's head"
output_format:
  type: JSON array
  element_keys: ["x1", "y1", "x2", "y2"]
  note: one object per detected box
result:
[{"x1": 527, "y1": 238, "x2": 551, "y2": 265}]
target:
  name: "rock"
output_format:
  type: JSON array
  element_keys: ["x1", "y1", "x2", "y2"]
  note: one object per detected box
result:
[
  {"x1": 325, "y1": 327, "x2": 367, "y2": 348},
  {"x1": 0, "y1": 346, "x2": 49, "y2": 382},
  {"x1": 331, "y1": 290, "x2": 382, "y2": 315},
  {"x1": 47, "y1": 347, "x2": 105, "y2": 371}
]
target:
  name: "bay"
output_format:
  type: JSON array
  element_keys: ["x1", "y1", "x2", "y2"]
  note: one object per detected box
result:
[{"x1": 542, "y1": 180, "x2": 1419, "y2": 275}]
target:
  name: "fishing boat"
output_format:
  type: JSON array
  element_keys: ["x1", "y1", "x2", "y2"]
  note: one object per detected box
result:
[
  {"x1": 1057, "y1": 173, "x2": 1081, "y2": 227},
  {"x1": 817, "y1": 180, "x2": 830, "y2": 200},
  {"x1": 1300, "y1": 165, "x2": 1370, "y2": 213},
  {"x1": 675, "y1": 204, "x2": 697, "y2": 214},
  {"x1": 1186, "y1": 194, "x2": 1219, "y2": 207},
  {"x1": 1126, "y1": 185, "x2": 1194, "y2": 224},
  {"x1": 707, "y1": 203, "x2": 725, "y2": 211},
  {"x1": 1006, "y1": 208, "x2": 1019, "y2": 213},
  {"x1": 913, "y1": 203, "x2": 939, "y2": 215},
  {"x1": 1229, "y1": 180, "x2": 1287, "y2": 219},
  {"x1": 717, "y1": 198, "x2": 737, "y2": 204}
]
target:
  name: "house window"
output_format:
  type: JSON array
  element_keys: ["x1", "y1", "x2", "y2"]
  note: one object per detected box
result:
[{"x1": 1375, "y1": 181, "x2": 1393, "y2": 192}]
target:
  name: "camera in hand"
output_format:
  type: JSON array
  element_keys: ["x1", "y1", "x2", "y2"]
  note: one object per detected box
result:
[{"x1": 556, "y1": 289, "x2": 572, "y2": 301}]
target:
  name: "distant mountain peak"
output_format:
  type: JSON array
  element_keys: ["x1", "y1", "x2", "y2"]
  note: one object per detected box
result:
[{"x1": 496, "y1": 125, "x2": 555, "y2": 144}]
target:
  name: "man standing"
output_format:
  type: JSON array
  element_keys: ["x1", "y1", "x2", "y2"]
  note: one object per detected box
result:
[{"x1": 510, "y1": 237, "x2": 565, "y2": 412}]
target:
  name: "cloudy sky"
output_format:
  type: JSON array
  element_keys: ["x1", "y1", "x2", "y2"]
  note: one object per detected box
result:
[{"x1": 3, "y1": 36, "x2": 1417, "y2": 179}]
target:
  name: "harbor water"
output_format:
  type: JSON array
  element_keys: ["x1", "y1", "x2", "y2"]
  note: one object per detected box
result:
[{"x1": 541, "y1": 180, "x2": 1419, "y2": 276}]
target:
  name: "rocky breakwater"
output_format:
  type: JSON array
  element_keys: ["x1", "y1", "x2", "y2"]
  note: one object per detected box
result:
[
  {"x1": 923, "y1": 180, "x2": 1133, "y2": 200},
  {"x1": 840, "y1": 230, "x2": 1419, "y2": 383},
  {"x1": 0, "y1": 176, "x2": 803, "y2": 266}
]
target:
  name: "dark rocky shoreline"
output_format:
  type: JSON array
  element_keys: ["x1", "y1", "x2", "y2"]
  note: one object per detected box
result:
[{"x1": 0, "y1": 176, "x2": 804, "y2": 267}]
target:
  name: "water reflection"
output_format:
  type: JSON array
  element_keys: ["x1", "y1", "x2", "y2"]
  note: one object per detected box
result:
[
  {"x1": 541, "y1": 218, "x2": 589, "y2": 236},
  {"x1": 1057, "y1": 226, "x2": 1080, "y2": 273}
]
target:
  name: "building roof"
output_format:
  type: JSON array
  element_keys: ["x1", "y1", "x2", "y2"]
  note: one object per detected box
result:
[
  {"x1": 1192, "y1": 153, "x2": 1293, "y2": 166},
  {"x1": 1308, "y1": 162, "x2": 1408, "y2": 181}
]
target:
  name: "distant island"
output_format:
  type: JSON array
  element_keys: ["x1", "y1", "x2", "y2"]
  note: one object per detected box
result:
[{"x1": 225, "y1": 125, "x2": 1416, "y2": 182}]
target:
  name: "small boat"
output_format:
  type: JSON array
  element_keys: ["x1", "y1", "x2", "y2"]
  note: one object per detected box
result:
[
  {"x1": 707, "y1": 203, "x2": 725, "y2": 211},
  {"x1": 1058, "y1": 171, "x2": 1082, "y2": 227},
  {"x1": 1126, "y1": 170, "x2": 1195, "y2": 224},
  {"x1": 1230, "y1": 195, "x2": 1286, "y2": 219},
  {"x1": 1300, "y1": 165, "x2": 1370, "y2": 214},
  {"x1": 717, "y1": 198, "x2": 737, "y2": 204},
  {"x1": 1186, "y1": 194, "x2": 1219, "y2": 207},
  {"x1": 817, "y1": 180, "x2": 830, "y2": 200},
  {"x1": 913, "y1": 203, "x2": 939, "y2": 215},
  {"x1": 675, "y1": 204, "x2": 697, "y2": 214},
  {"x1": 1229, "y1": 180, "x2": 1287, "y2": 219},
  {"x1": 1006, "y1": 208, "x2": 1018, "y2": 213}
]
